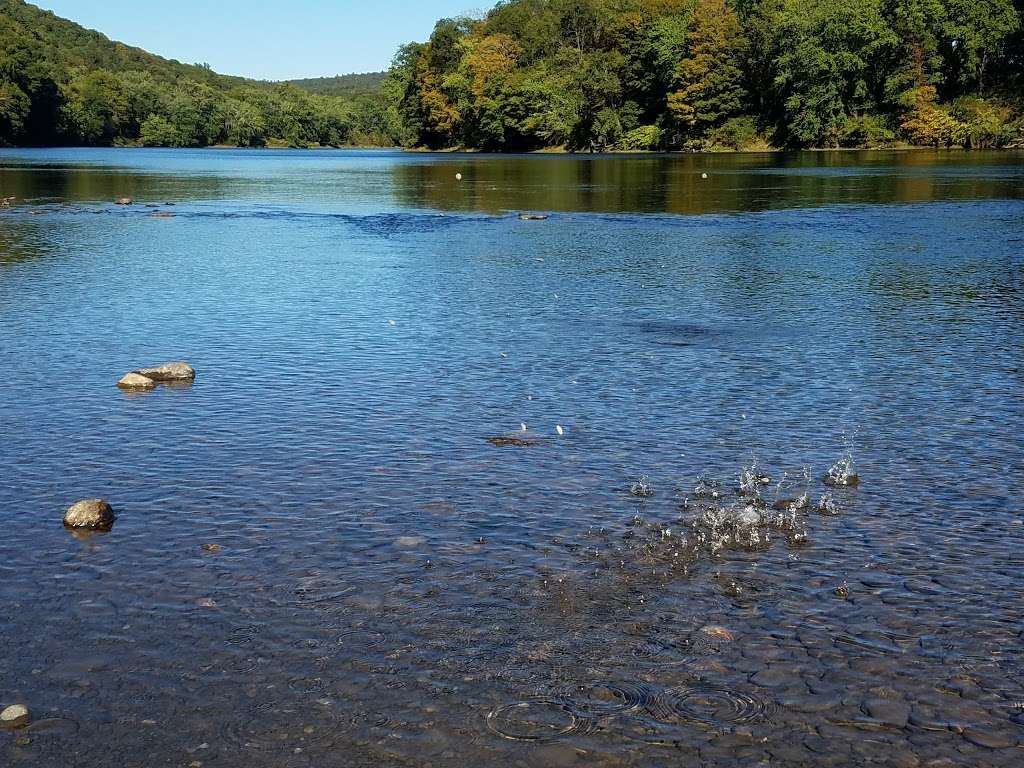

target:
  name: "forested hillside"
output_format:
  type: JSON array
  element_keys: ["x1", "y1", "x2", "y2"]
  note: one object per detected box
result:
[
  {"x1": 389, "y1": 0, "x2": 1024, "y2": 150},
  {"x1": 0, "y1": 0, "x2": 403, "y2": 147},
  {"x1": 286, "y1": 72, "x2": 388, "y2": 97}
]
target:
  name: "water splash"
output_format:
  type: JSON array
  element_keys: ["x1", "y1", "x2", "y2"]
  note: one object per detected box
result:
[
  {"x1": 815, "y1": 493, "x2": 840, "y2": 515},
  {"x1": 694, "y1": 473, "x2": 722, "y2": 500},
  {"x1": 648, "y1": 684, "x2": 776, "y2": 730},
  {"x1": 738, "y1": 461, "x2": 771, "y2": 496},
  {"x1": 630, "y1": 476, "x2": 654, "y2": 498},
  {"x1": 825, "y1": 454, "x2": 860, "y2": 487},
  {"x1": 485, "y1": 699, "x2": 591, "y2": 742}
]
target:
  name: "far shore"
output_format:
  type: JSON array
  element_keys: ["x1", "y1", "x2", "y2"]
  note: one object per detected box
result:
[{"x1": 3, "y1": 144, "x2": 1021, "y2": 155}]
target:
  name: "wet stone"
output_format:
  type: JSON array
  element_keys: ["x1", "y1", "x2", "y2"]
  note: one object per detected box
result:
[
  {"x1": 526, "y1": 743, "x2": 580, "y2": 767},
  {"x1": 962, "y1": 728, "x2": 1018, "y2": 749},
  {"x1": 117, "y1": 372, "x2": 156, "y2": 390},
  {"x1": 941, "y1": 677, "x2": 982, "y2": 699},
  {"x1": 395, "y1": 536, "x2": 426, "y2": 548},
  {"x1": 699, "y1": 625, "x2": 736, "y2": 642},
  {"x1": 749, "y1": 665, "x2": 800, "y2": 688},
  {"x1": 779, "y1": 692, "x2": 842, "y2": 713},
  {"x1": 864, "y1": 698, "x2": 910, "y2": 728},
  {"x1": 63, "y1": 499, "x2": 115, "y2": 531},
  {"x1": 133, "y1": 361, "x2": 196, "y2": 382},
  {"x1": 1, "y1": 705, "x2": 30, "y2": 729},
  {"x1": 487, "y1": 434, "x2": 543, "y2": 448}
]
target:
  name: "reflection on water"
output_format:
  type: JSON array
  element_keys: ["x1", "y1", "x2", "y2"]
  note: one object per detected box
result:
[
  {"x1": 1, "y1": 148, "x2": 1023, "y2": 767},
  {"x1": 0, "y1": 147, "x2": 1021, "y2": 217}
]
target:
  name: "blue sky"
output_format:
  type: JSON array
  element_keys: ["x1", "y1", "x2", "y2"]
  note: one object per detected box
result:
[{"x1": 37, "y1": 1, "x2": 479, "y2": 80}]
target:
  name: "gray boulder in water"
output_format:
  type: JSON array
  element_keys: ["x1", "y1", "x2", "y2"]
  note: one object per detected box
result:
[
  {"x1": 114, "y1": 197, "x2": 133, "y2": 206},
  {"x1": 518, "y1": 213, "x2": 549, "y2": 221},
  {"x1": 64, "y1": 499, "x2": 116, "y2": 531},
  {"x1": 133, "y1": 362, "x2": 195, "y2": 382}
]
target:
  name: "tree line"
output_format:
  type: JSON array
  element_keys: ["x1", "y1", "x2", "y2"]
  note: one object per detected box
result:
[
  {"x1": 2, "y1": 0, "x2": 1022, "y2": 151},
  {"x1": 388, "y1": 0, "x2": 1024, "y2": 151},
  {"x1": 0, "y1": 0, "x2": 403, "y2": 148}
]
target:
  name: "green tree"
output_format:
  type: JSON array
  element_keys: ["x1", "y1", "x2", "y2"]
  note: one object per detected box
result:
[
  {"x1": 139, "y1": 113, "x2": 181, "y2": 146},
  {"x1": 0, "y1": 79, "x2": 29, "y2": 141},
  {"x1": 667, "y1": 0, "x2": 748, "y2": 142},
  {"x1": 942, "y1": 0, "x2": 1020, "y2": 93},
  {"x1": 772, "y1": 0, "x2": 896, "y2": 147},
  {"x1": 65, "y1": 69, "x2": 129, "y2": 144}
]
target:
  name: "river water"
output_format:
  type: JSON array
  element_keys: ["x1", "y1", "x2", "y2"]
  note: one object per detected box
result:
[{"x1": 1, "y1": 148, "x2": 1023, "y2": 767}]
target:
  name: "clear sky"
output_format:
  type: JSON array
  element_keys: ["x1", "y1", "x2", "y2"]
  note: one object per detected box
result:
[{"x1": 37, "y1": 1, "x2": 481, "y2": 80}]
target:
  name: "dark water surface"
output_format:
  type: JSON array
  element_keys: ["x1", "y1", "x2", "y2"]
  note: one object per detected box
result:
[{"x1": 1, "y1": 148, "x2": 1023, "y2": 767}]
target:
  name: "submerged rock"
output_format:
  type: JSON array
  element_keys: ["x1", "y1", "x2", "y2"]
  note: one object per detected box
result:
[
  {"x1": 962, "y1": 727, "x2": 1019, "y2": 749},
  {"x1": 395, "y1": 536, "x2": 426, "y2": 548},
  {"x1": 117, "y1": 372, "x2": 156, "y2": 391},
  {"x1": 133, "y1": 361, "x2": 195, "y2": 382},
  {"x1": 699, "y1": 625, "x2": 736, "y2": 642},
  {"x1": 1, "y1": 704, "x2": 30, "y2": 729},
  {"x1": 863, "y1": 697, "x2": 910, "y2": 728},
  {"x1": 518, "y1": 213, "x2": 549, "y2": 221},
  {"x1": 64, "y1": 499, "x2": 115, "y2": 531},
  {"x1": 487, "y1": 434, "x2": 543, "y2": 447}
]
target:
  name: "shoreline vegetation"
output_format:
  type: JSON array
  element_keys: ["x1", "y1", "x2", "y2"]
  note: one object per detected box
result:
[{"x1": 1, "y1": 0, "x2": 1022, "y2": 154}]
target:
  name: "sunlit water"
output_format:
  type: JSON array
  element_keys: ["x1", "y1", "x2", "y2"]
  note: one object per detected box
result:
[{"x1": 1, "y1": 148, "x2": 1023, "y2": 767}]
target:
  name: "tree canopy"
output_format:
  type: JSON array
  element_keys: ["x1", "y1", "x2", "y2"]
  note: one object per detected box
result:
[{"x1": 387, "y1": 0, "x2": 1024, "y2": 150}]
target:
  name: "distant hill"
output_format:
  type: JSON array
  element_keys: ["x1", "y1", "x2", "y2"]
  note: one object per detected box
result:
[
  {"x1": 0, "y1": 0, "x2": 243, "y2": 90},
  {"x1": 0, "y1": 0, "x2": 402, "y2": 147},
  {"x1": 286, "y1": 72, "x2": 387, "y2": 97}
]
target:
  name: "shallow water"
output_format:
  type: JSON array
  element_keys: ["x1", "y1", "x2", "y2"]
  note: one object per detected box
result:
[{"x1": 1, "y1": 148, "x2": 1023, "y2": 767}]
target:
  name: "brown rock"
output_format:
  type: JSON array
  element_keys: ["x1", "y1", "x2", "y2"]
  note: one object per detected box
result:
[
  {"x1": 117, "y1": 373, "x2": 156, "y2": 391},
  {"x1": 115, "y1": 197, "x2": 133, "y2": 206},
  {"x1": 133, "y1": 362, "x2": 195, "y2": 382},
  {"x1": 64, "y1": 499, "x2": 115, "y2": 531}
]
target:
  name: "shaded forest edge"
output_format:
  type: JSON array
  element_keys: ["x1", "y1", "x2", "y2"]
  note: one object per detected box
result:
[{"x1": 1, "y1": 0, "x2": 1023, "y2": 152}]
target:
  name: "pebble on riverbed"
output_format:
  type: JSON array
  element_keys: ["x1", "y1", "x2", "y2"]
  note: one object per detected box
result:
[
  {"x1": 1, "y1": 704, "x2": 31, "y2": 729},
  {"x1": 64, "y1": 499, "x2": 115, "y2": 531},
  {"x1": 699, "y1": 625, "x2": 736, "y2": 642}
]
